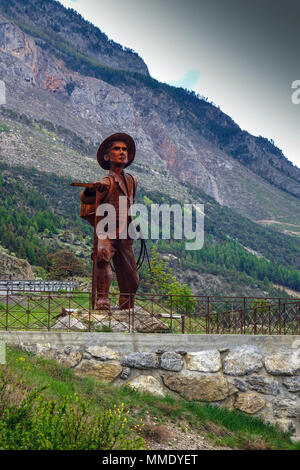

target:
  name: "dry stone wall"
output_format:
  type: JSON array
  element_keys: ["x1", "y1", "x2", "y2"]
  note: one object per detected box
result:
[{"x1": 17, "y1": 341, "x2": 300, "y2": 441}]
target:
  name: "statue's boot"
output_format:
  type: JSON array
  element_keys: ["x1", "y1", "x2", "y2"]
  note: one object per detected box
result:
[
  {"x1": 96, "y1": 297, "x2": 110, "y2": 310},
  {"x1": 119, "y1": 294, "x2": 135, "y2": 310}
]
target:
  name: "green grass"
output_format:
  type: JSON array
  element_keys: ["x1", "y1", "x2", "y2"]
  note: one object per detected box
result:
[
  {"x1": 0, "y1": 292, "x2": 90, "y2": 330},
  {"x1": 1, "y1": 346, "x2": 299, "y2": 450}
]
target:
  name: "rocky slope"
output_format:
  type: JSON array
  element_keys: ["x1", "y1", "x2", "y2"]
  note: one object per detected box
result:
[
  {"x1": 0, "y1": 0, "x2": 300, "y2": 211},
  {"x1": 0, "y1": 246, "x2": 35, "y2": 280},
  {"x1": 0, "y1": 0, "x2": 148, "y2": 76},
  {"x1": 0, "y1": 9, "x2": 300, "y2": 227}
]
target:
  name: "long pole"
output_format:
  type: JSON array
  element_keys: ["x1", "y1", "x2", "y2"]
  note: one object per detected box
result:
[
  {"x1": 70, "y1": 182, "x2": 103, "y2": 312},
  {"x1": 91, "y1": 188, "x2": 101, "y2": 312}
]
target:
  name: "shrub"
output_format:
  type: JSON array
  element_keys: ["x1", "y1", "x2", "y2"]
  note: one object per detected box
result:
[
  {"x1": 0, "y1": 385, "x2": 145, "y2": 450},
  {"x1": 251, "y1": 299, "x2": 271, "y2": 317}
]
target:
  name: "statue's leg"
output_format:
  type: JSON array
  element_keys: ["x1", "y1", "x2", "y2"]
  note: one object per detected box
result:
[
  {"x1": 96, "y1": 238, "x2": 115, "y2": 310},
  {"x1": 112, "y1": 239, "x2": 139, "y2": 310}
]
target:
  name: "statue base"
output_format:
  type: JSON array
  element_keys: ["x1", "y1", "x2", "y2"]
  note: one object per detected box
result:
[{"x1": 79, "y1": 307, "x2": 169, "y2": 333}]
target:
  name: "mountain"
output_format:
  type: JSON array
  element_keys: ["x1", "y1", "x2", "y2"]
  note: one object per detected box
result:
[
  {"x1": 1, "y1": 1, "x2": 300, "y2": 215},
  {"x1": 0, "y1": 0, "x2": 300, "y2": 296},
  {"x1": 0, "y1": 0, "x2": 149, "y2": 75},
  {"x1": 0, "y1": 0, "x2": 300, "y2": 223}
]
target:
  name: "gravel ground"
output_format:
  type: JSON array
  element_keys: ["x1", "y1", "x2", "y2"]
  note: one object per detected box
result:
[{"x1": 142, "y1": 418, "x2": 231, "y2": 451}]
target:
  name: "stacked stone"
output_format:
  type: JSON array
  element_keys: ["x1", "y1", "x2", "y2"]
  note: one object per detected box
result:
[{"x1": 19, "y1": 343, "x2": 300, "y2": 441}]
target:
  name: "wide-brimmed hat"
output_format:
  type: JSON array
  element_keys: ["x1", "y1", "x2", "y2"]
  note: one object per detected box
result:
[{"x1": 97, "y1": 133, "x2": 136, "y2": 170}]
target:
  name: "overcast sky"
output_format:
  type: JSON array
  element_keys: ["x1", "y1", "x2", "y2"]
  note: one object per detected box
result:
[{"x1": 59, "y1": 0, "x2": 300, "y2": 168}]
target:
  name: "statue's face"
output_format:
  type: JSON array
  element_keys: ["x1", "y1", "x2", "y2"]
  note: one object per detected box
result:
[{"x1": 105, "y1": 140, "x2": 128, "y2": 167}]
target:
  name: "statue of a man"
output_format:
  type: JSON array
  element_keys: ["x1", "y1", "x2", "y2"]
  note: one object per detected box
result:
[{"x1": 79, "y1": 133, "x2": 139, "y2": 311}]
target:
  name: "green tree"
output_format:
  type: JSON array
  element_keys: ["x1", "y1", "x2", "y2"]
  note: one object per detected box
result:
[
  {"x1": 48, "y1": 249, "x2": 86, "y2": 279},
  {"x1": 147, "y1": 246, "x2": 196, "y2": 313}
]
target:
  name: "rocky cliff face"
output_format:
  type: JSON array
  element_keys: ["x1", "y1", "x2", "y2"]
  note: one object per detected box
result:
[
  {"x1": 0, "y1": 0, "x2": 300, "y2": 224},
  {"x1": 223, "y1": 133, "x2": 300, "y2": 197},
  {"x1": 0, "y1": 249, "x2": 35, "y2": 280},
  {"x1": 0, "y1": 0, "x2": 149, "y2": 76}
]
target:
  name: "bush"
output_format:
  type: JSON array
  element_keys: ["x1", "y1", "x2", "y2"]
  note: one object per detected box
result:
[
  {"x1": 252, "y1": 299, "x2": 271, "y2": 315},
  {"x1": 47, "y1": 249, "x2": 87, "y2": 279},
  {"x1": 0, "y1": 385, "x2": 145, "y2": 450}
]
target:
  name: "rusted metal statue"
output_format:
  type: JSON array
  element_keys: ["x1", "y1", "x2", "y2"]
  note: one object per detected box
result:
[{"x1": 71, "y1": 133, "x2": 139, "y2": 311}]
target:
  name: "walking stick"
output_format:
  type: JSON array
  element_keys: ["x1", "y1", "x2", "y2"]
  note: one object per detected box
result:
[
  {"x1": 91, "y1": 187, "x2": 101, "y2": 311},
  {"x1": 71, "y1": 182, "x2": 105, "y2": 311}
]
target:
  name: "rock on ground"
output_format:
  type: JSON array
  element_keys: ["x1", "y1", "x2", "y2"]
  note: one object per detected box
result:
[
  {"x1": 245, "y1": 375, "x2": 280, "y2": 396},
  {"x1": 74, "y1": 360, "x2": 122, "y2": 382},
  {"x1": 160, "y1": 352, "x2": 183, "y2": 371},
  {"x1": 85, "y1": 345, "x2": 120, "y2": 361},
  {"x1": 223, "y1": 346, "x2": 263, "y2": 376},
  {"x1": 234, "y1": 392, "x2": 266, "y2": 414},
  {"x1": 264, "y1": 351, "x2": 300, "y2": 376},
  {"x1": 186, "y1": 350, "x2": 222, "y2": 373},
  {"x1": 162, "y1": 373, "x2": 228, "y2": 402},
  {"x1": 127, "y1": 375, "x2": 166, "y2": 397},
  {"x1": 52, "y1": 315, "x2": 87, "y2": 330},
  {"x1": 122, "y1": 352, "x2": 159, "y2": 369}
]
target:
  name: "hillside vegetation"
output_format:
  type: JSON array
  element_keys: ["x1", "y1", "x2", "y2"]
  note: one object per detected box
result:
[{"x1": 0, "y1": 154, "x2": 300, "y2": 296}]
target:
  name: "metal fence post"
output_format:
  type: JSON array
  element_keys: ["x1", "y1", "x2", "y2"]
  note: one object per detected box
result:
[
  {"x1": 278, "y1": 298, "x2": 281, "y2": 335},
  {"x1": 5, "y1": 291, "x2": 8, "y2": 331},
  {"x1": 131, "y1": 293, "x2": 134, "y2": 333},
  {"x1": 243, "y1": 297, "x2": 246, "y2": 334},
  {"x1": 151, "y1": 295, "x2": 154, "y2": 328},
  {"x1": 88, "y1": 294, "x2": 91, "y2": 332},
  {"x1": 170, "y1": 295, "x2": 173, "y2": 331},
  {"x1": 26, "y1": 295, "x2": 30, "y2": 329},
  {"x1": 181, "y1": 315, "x2": 185, "y2": 334},
  {"x1": 48, "y1": 292, "x2": 51, "y2": 331},
  {"x1": 206, "y1": 296, "x2": 210, "y2": 334}
]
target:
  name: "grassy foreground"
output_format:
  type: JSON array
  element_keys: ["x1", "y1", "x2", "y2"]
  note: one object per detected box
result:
[{"x1": 0, "y1": 346, "x2": 299, "y2": 450}]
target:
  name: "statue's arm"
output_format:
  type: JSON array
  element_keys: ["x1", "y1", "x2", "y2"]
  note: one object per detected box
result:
[{"x1": 80, "y1": 178, "x2": 110, "y2": 205}]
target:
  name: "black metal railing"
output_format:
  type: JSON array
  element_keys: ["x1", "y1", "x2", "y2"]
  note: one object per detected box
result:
[{"x1": 0, "y1": 291, "x2": 299, "y2": 334}]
